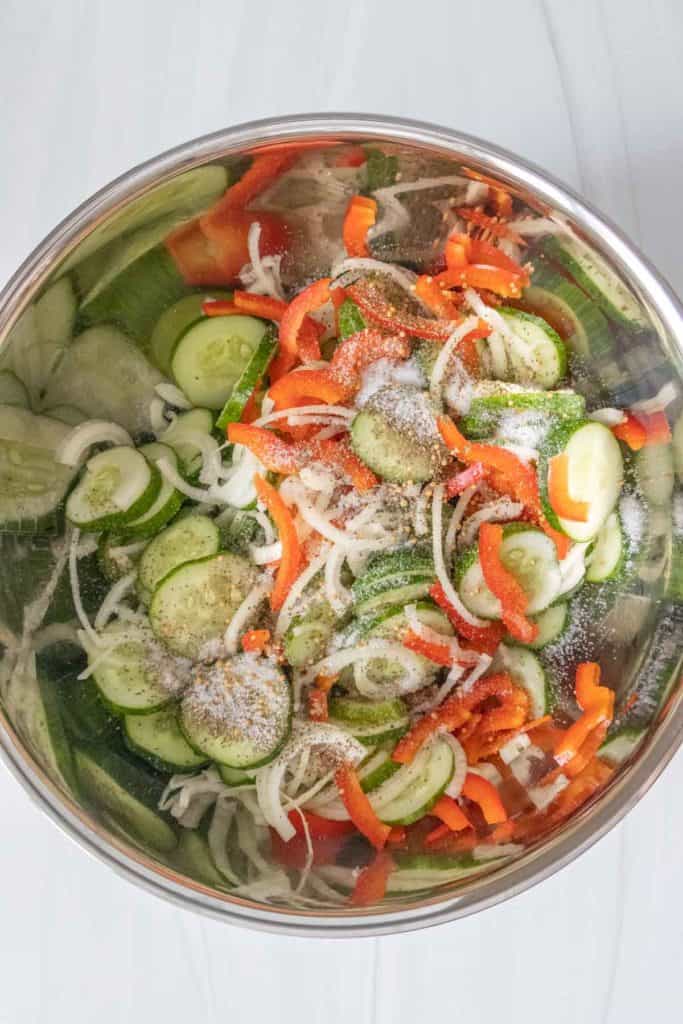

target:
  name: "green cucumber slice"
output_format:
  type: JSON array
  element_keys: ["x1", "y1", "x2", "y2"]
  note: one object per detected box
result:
[
  {"x1": 505, "y1": 601, "x2": 568, "y2": 650},
  {"x1": 149, "y1": 551, "x2": 256, "y2": 658},
  {"x1": 215, "y1": 325, "x2": 277, "y2": 429},
  {"x1": 87, "y1": 622, "x2": 182, "y2": 714},
  {"x1": 284, "y1": 597, "x2": 337, "y2": 668},
  {"x1": 121, "y1": 443, "x2": 183, "y2": 537},
  {"x1": 43, "y1": 325, "x2": 166, "y2": 435},
  {"x1": 494, "y1": 308, "x2": 567, "y2": 388},
  {"x1": 180, "y1": 655, "x2": 291, "y2": 768},
  {"x1": 328, "y1": 696, "x2": 409, "y2": 729},
  {"x1": 34, "y1": 276, "x2": 78, "y2": 350},
  {"x1": 455, "y1": 525, "x2": 561, "y2": 620},
  {"x1": 171, "y1": 314, "x2": 268, "y2": 409},
  {"x1": 56, "y1": 675, "x2": 119, "y2": 744},
  {"x1": 370, "y1": 737, "x2": 454, "y2": 825},
  {"x1": 159, "y1": 407, "x2": 214, "y2": 476},
  {"x1": 520, "y1": 264, "x2": 613, "y2": 359},
  {"x1": 351, "y1": 602, "x2": 452, "y2": 694},
  {"x1": 124, "y1": 708, "x2": 209, "y2": 773},
  {"x1": 0, "y1": 370, "x2": 29, "y2": 407},
  {"x1": 498, "y1": 644, "x2": 553, "y2": 717},
  {"x1": 352, "y1": 546, "x2": 435, "y2": 611},
  {"x1": 66, "y1": 446, "x2": 161, "y2": 532},
  {"x1": 338, "y1": 298, "x2": 366, "y2": 339},
  {"x1": 360, "y1": 749, "x2": 401, "y2": 792},
  {"x1": 586, "y1": 511, "x2": 623, "y2": 582},
  {"x1": 0, "y1": 406, "x2": 76, "y2": 532},
  {"x1": 460, "y1": 384, "x2": 585, "y2": 438},
  {"x1": 175, "y1": 830, "x2": 228, "y2": 888},
  {"x1": 350, "y1": 386, "x2": 448, "y2": 483},
  {"x1": 74, "y1": 744, "x2": 177, "y2": 853},
  {"x1": 599, "y1": 726, "x2": 646, "y2": 765},
  {"x1": 635, "y1": 442, "x2": 675, "y2": 507},
  {"x1": 137, "y1": 514, "x2": 220, "y2": 597},
  {"x1": 218, "y1": 764, "x2": 256, "y2": 786},
  {"x1": 79, "y1": 245, "x2": 188, "y2": 344},
  {"x1": 149, "y1": 290, "x2": 232, "y2": 375},
  {"x1": 539, "y1": 419, "x2": 624, "y2": 541},
  {"x1": 540, "y1": 235, "x2": 647, "y2": 330},
  {"x1": 34, "y1": 665, "x2": 79, "y2": 794}
]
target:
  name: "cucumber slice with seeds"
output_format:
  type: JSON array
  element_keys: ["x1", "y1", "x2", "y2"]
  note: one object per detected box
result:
[
  {"x1": 585, "y1": 511, "x2": 623, "y2": 582},
  {"x1": 284, "y1": 597, "x2": 337, "y2": 668},
  {"x1": 455, "y1": 525, "x2": 561, "y2": 620},
  {"x1": 498, "y1": 644, "x2": 554, "y2": 717},
  {"x1": 215, "y1": 325, "x2": 277, "y2": 430},
  {"x1": 124, "y1": 708, "x2": 209, "y2": 773},
  {"x1": 149, "y1": 290, "x2": 232, "y2": 376},
  {"x1": 520, "y1": 264, "x2": 613, "y2": 359},
  {"x1": 370, "y1": 736, "x2": 454, "y2": 825},
  {"x1": 149, "y1": 551, "x2": 256, "y2": 658},
  {"x1": 137, "y1": 514, "x2": 220, "y2": 597},
  {"x1": 66, "y1": 446, "x2": 161, "y2": 532},
  {"x1": 0, "y1": 371, "x2": 29, "y2": 407},
  {"x1": 122, "y1": 443, "x2": 184, "y2": 538},
  {"x1": 87, "y1": 622, "x2": 183, "y2": 714},
  {"x1": 539, "y1": 419, "x2": 624, "y2": 541},
  {"x1": 351, "y1": 386, "x2": 448, "y2": 483},
  {"x1": 180, "y1": 655, "x2": 291, "y2": 768},
  {"x1": 171, "y1": 314, "x2": 269, "y2": 410},
  {"x1": 540, "y1": 235, "x2": 647, "y2": 330},
  {"x1": 505, "y1": 602, "x2": 568, "y2": 650},
  {"x1": 352, "y1": 546, "x2": 435, "y2": 613},
  {"x1": 159, "y1": 407, "x2": 214, "y2": 476},
  {"x1": 328, "y1": 696, "x2": 410, "y2": 747},
  {"x1": 460, "y1": 384, "x2": 585, "y2": 438},
  {"x1": 495, "y1": 308, "x2": 567, "y2": 388}
]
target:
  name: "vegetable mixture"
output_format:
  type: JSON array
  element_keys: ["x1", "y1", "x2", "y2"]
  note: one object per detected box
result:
[{"x1": 1, "y1": 143, "x2": 681, "y2": 909}]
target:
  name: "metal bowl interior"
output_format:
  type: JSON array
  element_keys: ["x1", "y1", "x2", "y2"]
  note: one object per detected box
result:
[{"x1": 0, "y1": 114, "x2": 681, "y2": 937}]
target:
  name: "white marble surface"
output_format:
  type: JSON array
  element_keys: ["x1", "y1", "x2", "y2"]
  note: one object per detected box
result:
[{"x1": 1, "y1": 0, "x2": 682, "y2": 1020}]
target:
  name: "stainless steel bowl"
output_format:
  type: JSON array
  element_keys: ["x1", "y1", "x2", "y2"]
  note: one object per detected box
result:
[{"x1": 1, "y1": 114, "x2": 681, "y2": 936}]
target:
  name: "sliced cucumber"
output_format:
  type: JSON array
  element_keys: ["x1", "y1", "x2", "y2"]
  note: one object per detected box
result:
[
  {"x1": 455, "y1": 525, "x2": 561, "y2": 620},
  {"x1": 98, "y1": 534, "x2": 146, "y2": 583},
  {"x1": 506, "y1": 601, "x2": 568, "y2": 649},
  {"x1": 74, "y1": 744, "x2": 177, "y2": 852},
  {"x1": 352, "y1": 546, "x2": 435, "y2": 613},
  {"x1": 493, "y1": 308, "x2": 567, "y2": 388},
  {"x1": 149, "y1": 291, "x2": 231, "y2": 375},
  {"x1": 370, "y1": 736, "x2": 454, "y2": 825},
  {"x1": 599, "y1": 726, "x2": 646, "y2": 765},
  {"x1": 284, "y1": 597, "x2": 337, "y2": 668},
  {"x1": 352, "y1": 602, "x2": 451, "y2": 697},
  {"x1": 328, "y1": 696, "x2": 410, "y2": 747},
  {"x1": 124, "y1": 708, "x2": 209, "y2": 773},
  {"x1": 137, "y1": 514, "x2": 220, "y2": 597},
  {"x1": 180, "y1": 655, "x2": 291, "y2": 768},
  {"x1": 149, "y1": 551, "x2": 256, "y2": 658},
  {"x1": 586, "y1": 511, "x2": 623, "y2": 582},
  {"x1": 540, "y1": 235, "x2": 647, "y2": 330},
  {"x1": 66, "y1": 446, "x2": 161, "y2": 532},
  {"x1": 79, "y1": 245, "x2": 188, "y2": 344},
  {"x1": 218, "y1": 764, "x2": 256, "y2": 786},
  {"x1": 521, "y1": 263, "x2": 613, "y2": 359},
  {"x1": 360, "y1": 749, "x2": 401, "y2": 792},
  {"x1": 498, "y1": 644, "x2": 553, "y2": 717},
  {"x1": 215, "y1": 325, "x2": 277, "y2": 430},
  {"x1": 62, "y1": 165, "x2": 228, "y2": 273},
  {"x1": 43, "y1": 325, "x2": 166, "y2": 435},
  {"x1": 43, "y1": 405, "x2": 88, "y2": 426},
  {"x1": 460, "y1": 384, "x2": 585, "y2": 438},
  {"x1": 175, "y1": 829, "x2": 227, "y2": 888},
  {"x1": 34, "y1": 665, "x2": 79, "y2": 794},
  {"x1": 87, "y1": 622, "x2": 181, "y2": 714},
  {"x1": 0, "y1": 370, "x2": 29, "y2": 407},
  {"x1": 635, "y1": 442, "x2": 675, "y2": 507},
  {"x1": 171, "y1": 314, "x2": 268, "y2": 410},
  {"x1": 539, "y1": 419, "x2": 624, "y2": 541},
  {"x1": 121, "y1": 443, "x2": 183, "y2": 537},
  {"x1": 55, "y1": 675, "x2": 119, "y2": 744},
  {"x1": 0, "y1": 405, "x2": 75, "y2": 533},
  {"x1": 159, "y1": 407, "x2": 214, "y2": 476},
  {"x1": 351, "y1": 386, "x2": 448, "y2": 483},
  {"x1": 34, "y1": 275, "x2": 78, "y2": 348},
  {"x1": 338, "y1": 298, "x2": 366, "y2": 339}
]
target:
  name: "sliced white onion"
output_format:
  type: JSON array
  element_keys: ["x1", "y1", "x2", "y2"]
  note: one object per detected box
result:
[
  {"x1": 68, "y1": 528, "x2": 100, "y2": 647},
  {"x1": 461, "y1": 652, "x2": 494, "y2": 693},
  {"x1": 154, "y1": 382, "x2": 192, "y2": 409},
  {"x1": 253, "y1": 404, "x2": 354, "y2": 428},
  {"x1": 56, "y1": 420, "x2": 132, "y2": 467},
  {"x1": 468, "y1": 762, "x2": 503, "y2": 787},
  {"x1": 149, "y1": 396, "x2": 167, "y2": 433},
  {"x1": 496, "y1": 442, "x2": 539, "y2": 464},
  {"x1": 458, "y1": 499, "x2": 525, "y2": 550},
  {"x1": 404, "y1": 603, "x2": 479, "y2": 665},
  {"x1": 588, "y1": 407, "x2": 626, "y2": 427},
  {"x1": 473, "y1": 843, "x2": 524, "y2": 860},
  {"x1": 324, "y1": 544, "x2": 353, "y2": 615},
  {"x1": 330, "y1": 257, "x2": 431, "y2": 311},
  {"x1": 508, "y1": 743, "x2": 547, "y2": 786},
  {"x1": 249, "y1": 540, "x2": 282, "y2": 565},
  {"x1": 93, "y1": 573, "x2": 135, "y2": 631},
  {"x1": 464, "y1": 288, "x2": 535, "y2": 370},
  {"x1": 631, "y1": 381, "x2": 678, "y2": 413},
  {"x1": 275, "y1": 544, "x2": 331, "y2": 638},
  {"x1": 498, "y1": 732, "x2": 532, "y2": 765},
  {"x1": 371, "y1": 175, "x2": 468, "y2": 235},
  {"x1": 557, "y1": 541, "x2": 590, "y2": 596},
  {"x1": 157, "y1": 458, "x2": 215, "y2": 504},
  {"x1": 207, "y1": 797, "x2": 240, "y2": 883},
  {"x1": 527, "y1": 774, "x2": 569, "y2": 811},
  {"x1": 412, "y1": 664, "x2": 465, "y2": 713},
  {"x1": 429, "y1": 315, "x2": 479, "y2": 404},
  {"x1": 442, "y1": 734, "x2": 468, "y2": 798},
  {"x1": 223, "y1": 576, "x2": 273, "y2": 656},
  {"x1": 432, "y1": 483, "x2": 487, "y2": 627},
  {"x1": 444, "y1": 484, "x2": 478, "y2": 567},
  {"x1": 504, "y1": 217, "x2": 568, "y2": 238},
  {"x1": 299, "y1": 641, "x2": 426, "y2": 688}
]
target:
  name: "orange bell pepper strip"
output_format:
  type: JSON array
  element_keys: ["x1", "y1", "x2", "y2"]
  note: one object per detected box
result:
[
  {"x1": 430, "y1": 795, "x2": 472, "y2": 832},
  {"x1": 479, "y1": 522, "x2": 539, "y2": 644},
  {"x1": 308, "y1": 687, "x2": 329, "y2": 722},
  {"x1": 346, "y1": 279, "x2": 454, "y2": 341},
  {"x1": 490, "y1": 187, "x2": 514, "y2": 218},
  {"x1": 271, "y1": 277, "x2": 331, "y2": 378},
  {"x1": 414, "y1": 275, "x2": 463, "y2": 320},
  {"x1": 403, "y1": 630, "x2": 457, "y2": 667},
  {"x1": 440, "y1": 264, "x2": 527, "y2": 299},
  {"x1": 555, "y1": 697, "x2": 614, "y2": 765},
  {"x1": 455, "y1": 207, "x2": 525, "y2": 245},
  {"x1": 468, "y1": 238, "x2": 529, "y2": 277},
  {"x1": 547, "y1": 453, "x2": 590, "y2": 522},
  {"x1": 429, "y1": 582, "x2": 504, "y2": 655},
  {"x1": 461, "y1": 772, "x2": 508, "y2": 824},
  {"x1": 343, "y1": 195, "x2": 377, "y2": 258},
  {"x1": 612, "y1": 412, "x2": 646, "y2": 450},
  {"x1": 574, "y1": 661, "x2": 604, "y2": 711},
  {"x1": 561, "y1": 722, "x2": 609, "y2": 780},
  {"x1": 335, "y1": 764, "x2": 391, "y2": 850},
  {"x1": 315, "y1": 437, "x2": 378, "y2": 492},
  {"x1": 445, "y1": 233, "x2": 473, "y2": 270},
  {"x1": 613, "y1": 410, "x2": 671, "y2": 449},
  {"x1": 329, "y1": 329, "x2": 411, "y2": 391},
  {"x1": 268, "y1": 367, "x2": 349, "y2": 410},
  {"x1": 228, "y1": 424, "x2": 301, "y2": 474},
  {"x1": 386, "y1": 825, "x2": 407, "y2": 846},
  {"x1": 253, "y1": 474, "x2": 302, "y2": 611},
  {"x1": 351, "y1": 851, "x2": 395, "y2": 906},
  {"x1": 241, "y1": 629, "x2": 270, "y2": 653}
]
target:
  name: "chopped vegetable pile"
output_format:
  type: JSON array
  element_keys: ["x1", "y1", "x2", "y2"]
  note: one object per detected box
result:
[{"x1": 0, "y1": 141, "x2": 681, "y2": 911}]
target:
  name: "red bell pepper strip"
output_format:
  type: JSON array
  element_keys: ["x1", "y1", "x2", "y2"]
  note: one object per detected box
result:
[
  {"x1": 201, "y1": 209, "x2": 288, "y2": 285},
  {"x1": 343, "y1": 195, "x2": 377, "y2": 258},
  {"x1": 547, "y1": 453, "x2": 590, "y2": 522},
  {"x1": 403, "y1": 630, "x2": 456, "y2": 667},
  {"x1": 271, "y1": 277, "x2": 331, "y2": 378},
  {"x1": 267, "y1": 368, "x2": 349, "y2": 410},
  {"x1": 468, "y1": 238, "x2": 529, "y2": 277},
  {"x1": 333, "y1": 145, "x2": 367, "y2": 168},
  {"x1": 478, "y1": 522, "x2": 539, "y2": 644},
  {"x1": 329, "y1": 329, "x2": 411, "y2": 392},
  {"x1": 428, "y1": 582, "x2": 504, "y2": 655},
  {"x1": 386, "y1": 826, "x2": 407, "y2": 846},
  {"x1": 414, "y1": 275, "x2": 463, "y2": 320},
  {"x1": 166, "y1": 220, "x2": 228, "y2": 287},
  {"x1": 227, "y1": 424, "x2": 301, "y2": 474},
  {"x1": 455, "y1": 207, "x2": 525, "y2": 245},
  {"x1": 270, "y1": 830, "x2": 346, "y2": 869},
  {"x1": 314, "y1": 437, "x2": 378, "y2": 492},
  {"x1": 461, "y1": 772, "x2": 508, "y2": 824},
  {"x1": 289, "y1": 810, "x2": 356, "y2": 839},
  {"x1": 346, "y1": 279, "x2": 454, "y2": 341},
  {"x1": 613, "y1": 410, "x2": 671, "y2": 449},
  {"x1": 211, "y1": 152, "x2": 295, "y2": 215},
  {"x1": 308, "y1": 688, "x2": 329, "y2": 722},
  {"x1": 335, "y1": 764, "x2": 391, "y2": 850},
  {"x1": 430, "y1": 795, "x2": 472, "y2": 832},
  {"x1": 638, "y1": 410, "x2": 672, "y2": 444},
  {"x1": 203, "y1": 292, "x2": 324, "y2": 359},
  {"x1": 444, "y1": 462, "x2": 489, "y2": 497},
  {"x1": 241, "y1": 629, "x2": 270, "y2": 653},
  {"x1": 240, "y1": 391, "x2": 262, "y2": 424},
  {"x1": 351, "y1": 851, "x2": 395, "y2": 907},
  {"x1": 438, "y1": 264, "x2": 527, "y2": 299},
  {"x1": 253, "y1": 474, "x2": 302, "y2": 611},
  {"x1": 444, "y1": 233, "x2": 472, "y2": 270}
]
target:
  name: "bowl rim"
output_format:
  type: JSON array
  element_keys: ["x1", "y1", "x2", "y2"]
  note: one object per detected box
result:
[{"x1": 1, "y1": 111, "x2": 682, "y2": 937}]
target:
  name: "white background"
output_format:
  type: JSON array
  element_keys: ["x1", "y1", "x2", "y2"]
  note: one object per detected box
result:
[{"x1": 1, "y1": 1, "x2": 682, "y2": 1021}]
